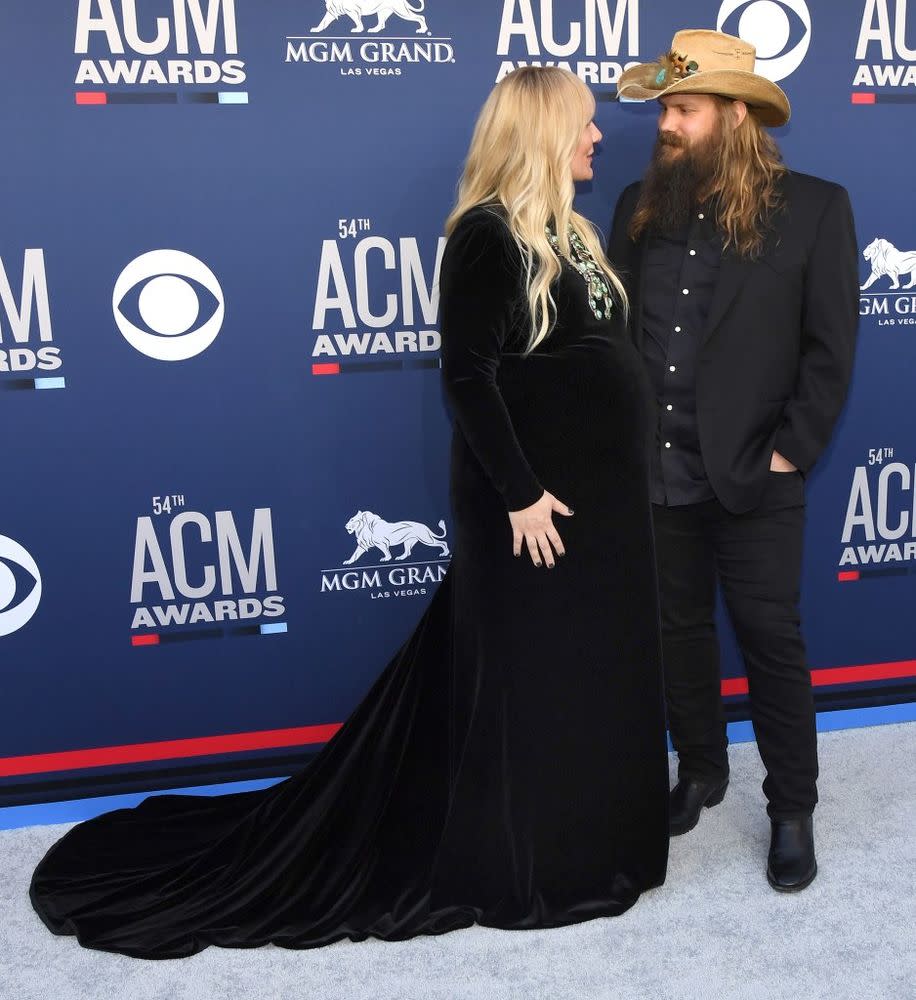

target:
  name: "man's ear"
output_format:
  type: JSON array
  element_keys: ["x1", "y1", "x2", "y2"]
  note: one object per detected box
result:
[{"x1": 731, "y1": 99, "x2": 748, "y2": 128}]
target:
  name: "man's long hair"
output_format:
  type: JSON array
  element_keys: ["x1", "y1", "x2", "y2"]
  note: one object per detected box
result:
[
  {"x1": 629, "y1": 97, "x2": 787, "y2": 258},
  {"x1": 445, "y1": 67, "x2": 627, "y2": 351}
]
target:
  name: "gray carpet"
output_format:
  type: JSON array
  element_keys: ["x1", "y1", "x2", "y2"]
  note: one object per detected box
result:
[{"x1": 1, "y1": 723, "x2": 913, "y2": 1000}]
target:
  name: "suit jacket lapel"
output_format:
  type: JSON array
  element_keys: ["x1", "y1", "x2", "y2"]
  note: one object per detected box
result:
[{"x1": 631, "y1": 236, "x2": 649, "y2": 351}]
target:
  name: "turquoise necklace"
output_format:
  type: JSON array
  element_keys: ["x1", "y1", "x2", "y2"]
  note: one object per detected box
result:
[{"x1": 545, "y1": 225, "x2": 614, "y2": 321}]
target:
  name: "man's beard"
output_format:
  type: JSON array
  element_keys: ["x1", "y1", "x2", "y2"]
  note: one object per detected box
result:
[{"x1": 636, "y1": 127, "x2": 724, "y2": 234}]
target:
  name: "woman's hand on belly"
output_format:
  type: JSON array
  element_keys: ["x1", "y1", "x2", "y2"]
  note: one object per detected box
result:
[{"x1": 508, "y1": 491, "x2": 575, "y2": 568}]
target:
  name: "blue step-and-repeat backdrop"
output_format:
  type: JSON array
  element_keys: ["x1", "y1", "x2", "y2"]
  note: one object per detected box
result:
[{"x1": 1, "y1": 1, "x2": 914, "y2": 805}]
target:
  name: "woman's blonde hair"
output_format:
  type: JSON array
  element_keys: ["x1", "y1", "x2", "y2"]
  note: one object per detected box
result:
[{"x1": 445, "y1": 66, "x2": 627, "y2": 351}]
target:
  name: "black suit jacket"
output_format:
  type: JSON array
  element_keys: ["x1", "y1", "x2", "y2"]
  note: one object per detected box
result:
[{"x1": 608, "y1": 170, "x2": 859, "y2": 514}]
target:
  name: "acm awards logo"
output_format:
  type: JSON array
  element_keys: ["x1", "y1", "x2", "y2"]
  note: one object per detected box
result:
[
  {"x1": 130, "y1": 498, "x2": 286, "y2": 633},
  {"x1": 858, "y1": 235, "x2": 916, "y2": 327},
  {"x1": 495, "y1": 0, "x2": 640, "y2": 87},
  {"x1": 320, "y1": 508, "x2": 450, "y2": 599},
  {"x1": 840, "y1": 448, "x2": 916, "y2": 571},
  {"x1": 0, "y1": 250, "x2": 63, "y2": 378},
  {"x1": 75, "y1": 0, "x2": 246, "y2": 90},
  {"x1": 0, "y1": 535, "x2": 42, "y2": 637},
  {"x1": 716, "y1": 1, "x2": 811, "y2": 82},
  {"x1": 310, "y1": 217, "x2": 444, "y2": 372},
  {"x1": 113, "y1": 250, "x2": 225, "y2": 361},
  {"x1": 285, "y1": 1, "x2": 455, "y2": 77},
  {"x1": 853, "y1": 0, "x2": 916, "y2": 91}
]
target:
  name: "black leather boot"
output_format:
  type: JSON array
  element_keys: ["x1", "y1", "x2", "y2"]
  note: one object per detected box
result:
[
  {"x1": 767, "y1": 815, "x2": 817, "y2": 891},
  {"x1": 669, "y1": 777, "x2": 729, "y2": 835}
]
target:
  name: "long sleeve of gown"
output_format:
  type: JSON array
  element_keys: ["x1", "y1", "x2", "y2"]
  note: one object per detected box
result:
[{"x1": 439, "y1": 211, "x2": 544, "y2": 511}]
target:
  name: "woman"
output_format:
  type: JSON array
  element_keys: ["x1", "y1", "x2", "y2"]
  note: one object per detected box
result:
[{"x1": 30, "y1": 68, "x2": 669, "y2": 959}]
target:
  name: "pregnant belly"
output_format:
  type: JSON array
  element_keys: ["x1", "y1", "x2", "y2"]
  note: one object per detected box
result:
[{"x1": 498, "y1": 344, "x2": 652, "y2": 478}]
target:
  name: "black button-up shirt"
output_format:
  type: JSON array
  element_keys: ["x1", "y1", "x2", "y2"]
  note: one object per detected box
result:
[{"x1": 641, "y1": 206, "x2": 721, "y2": 506}]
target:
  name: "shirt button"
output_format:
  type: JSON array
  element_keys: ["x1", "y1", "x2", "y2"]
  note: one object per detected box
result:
[
  {"x1": 669, "y1": 365, "x2": 676, "y2": 372},
  {"x1": 698, "y1": 212, "x2": 705, "y2": 220},
  {"x1": 674, "y1": 325, "x2": 681, "y2": 332},
  {"x1": 664, "y1": 442, "x2": 672, "y2": 448},
  {"x1": 682, "y1": 288, "x2": 689, "y2": 295},
  {"x1": 689, "y1": 249, "x2": 697, "y2": 256},
  {"x1": 666, "y1": 404, "x2": 673, "y2": 411}
]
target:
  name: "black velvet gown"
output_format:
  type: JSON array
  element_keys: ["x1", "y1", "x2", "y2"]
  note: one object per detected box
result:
[{"x1": 30, "y1": 206, "x2": 669, "y2": 959}]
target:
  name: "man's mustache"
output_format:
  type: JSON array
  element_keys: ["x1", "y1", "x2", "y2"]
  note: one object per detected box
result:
[{"x1": 656, "y1": 132, "x2": 687, "y2": 149}]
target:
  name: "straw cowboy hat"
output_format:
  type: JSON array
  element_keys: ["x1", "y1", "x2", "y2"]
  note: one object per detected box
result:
[{"x1": 617, "y1": 29, "x2": 790, "y2": 127}]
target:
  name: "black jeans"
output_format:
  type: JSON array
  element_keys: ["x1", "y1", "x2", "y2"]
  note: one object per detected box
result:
[{"x1": 652, "y1": 471, "x2": 818, "y2": 819}]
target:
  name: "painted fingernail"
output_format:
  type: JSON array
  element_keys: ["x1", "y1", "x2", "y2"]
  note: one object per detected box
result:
[{"x1": 534, "y1": 561, "x2": 541, "y2": 567}]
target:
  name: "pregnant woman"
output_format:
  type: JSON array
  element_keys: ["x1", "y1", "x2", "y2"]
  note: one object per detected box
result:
[{"x1": 30, "y1": 67, "x2": 669, "y2": 959}]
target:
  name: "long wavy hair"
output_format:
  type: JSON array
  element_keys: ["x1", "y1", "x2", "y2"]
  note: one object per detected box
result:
[
  {"x1": 445, "y1": 67, "x2": 627, "y2": 351},
  {"x1": 629, "y1": 97, "x2": 786, "y2": 257}
]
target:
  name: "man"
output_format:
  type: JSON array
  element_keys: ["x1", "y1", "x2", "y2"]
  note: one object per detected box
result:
[{"x1": 609, "y1": 29, "x2": 858, "y2": 891}]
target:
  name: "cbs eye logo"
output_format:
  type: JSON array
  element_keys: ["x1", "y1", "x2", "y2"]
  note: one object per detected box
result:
[
  {"x1": 113, "y1": 250, "x2": 225, "y2": 362},
  {"x1": 0, "y1": 536, "x2": 42, "y2": 637},
  {"x1": 718, "y1": 0, "x2": 811, "y2": 82}
]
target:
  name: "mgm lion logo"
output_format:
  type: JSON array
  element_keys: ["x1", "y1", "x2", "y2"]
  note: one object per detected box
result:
[
  {"x1": 343, "y1": 510, "x2": 449, "y2": 564},
  {"x1": 860, "y1": 238, "x2": 916, "y2": 291},
  {"x1": 311, "y1": 0, "x2": 429, "y2": 34}
]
